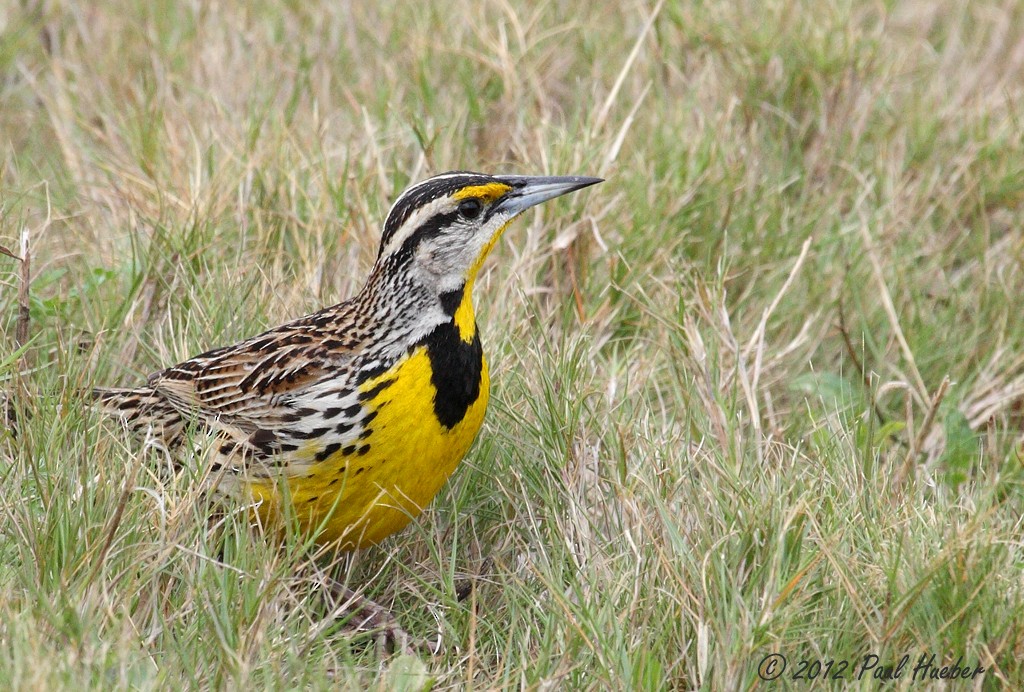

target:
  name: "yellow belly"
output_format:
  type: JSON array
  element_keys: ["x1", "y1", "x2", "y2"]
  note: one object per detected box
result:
[{"x1": 246, "y1": 347, "x2": 489, "y2": 548}]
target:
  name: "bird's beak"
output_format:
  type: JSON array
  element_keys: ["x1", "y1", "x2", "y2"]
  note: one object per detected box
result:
[{"x1": 493, "y1": 175, "x2": 603, "y2": 217}]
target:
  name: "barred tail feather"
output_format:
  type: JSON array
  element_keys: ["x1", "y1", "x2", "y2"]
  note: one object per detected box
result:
[{"x1": 92, "y1": 386, "x2": 185, "y2": 446}]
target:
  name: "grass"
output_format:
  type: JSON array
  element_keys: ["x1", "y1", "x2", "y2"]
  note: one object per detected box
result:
[{"x1": 2, "y1": 0, "x2": 1024, "y2": 688}]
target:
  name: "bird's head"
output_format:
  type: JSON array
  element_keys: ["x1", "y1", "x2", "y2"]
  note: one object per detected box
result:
[{"x1": 372, "y1": 171, "x2": 602, "y2": 297}]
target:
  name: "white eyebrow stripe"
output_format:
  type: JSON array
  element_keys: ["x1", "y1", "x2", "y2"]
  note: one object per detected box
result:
[{"x1": 380, "y1": 195, "x2": 453, "y2": 258}]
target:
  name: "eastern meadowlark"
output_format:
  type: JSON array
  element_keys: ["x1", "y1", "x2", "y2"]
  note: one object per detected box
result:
[{"x1": 94, "y1": 171, "x2": 601, "y2": 550}]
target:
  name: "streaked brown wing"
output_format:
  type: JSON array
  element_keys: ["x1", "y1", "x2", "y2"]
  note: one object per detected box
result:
[{"x1": 149, "y1": 317, "x2": 360, "y2": 433}]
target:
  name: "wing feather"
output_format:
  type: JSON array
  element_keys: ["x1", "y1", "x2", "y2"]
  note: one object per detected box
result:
[{"x1": 147, "y1": 306, "x2": 364, "y2": 432}]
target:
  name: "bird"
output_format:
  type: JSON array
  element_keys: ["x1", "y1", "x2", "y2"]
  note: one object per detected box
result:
[{"x1": 94, "y1": 171, "x2": 602, "y2": 551}]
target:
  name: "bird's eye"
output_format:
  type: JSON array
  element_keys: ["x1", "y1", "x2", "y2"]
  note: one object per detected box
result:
[{"x1": 458, "y1": 198, "x2": 483, "y2": 220}]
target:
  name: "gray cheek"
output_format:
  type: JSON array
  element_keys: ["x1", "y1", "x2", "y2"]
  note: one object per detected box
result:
[{"x1": 430, "y1": 243, "x2": 467, "y2": 269}]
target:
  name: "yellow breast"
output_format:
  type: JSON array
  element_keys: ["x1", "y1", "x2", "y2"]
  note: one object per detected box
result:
[{"x1": 246, "y1": 315, "x2": 489, "y2": 548}]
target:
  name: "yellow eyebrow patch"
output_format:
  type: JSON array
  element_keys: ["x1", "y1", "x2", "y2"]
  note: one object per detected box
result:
[{"x1": 454, "y1": 183, "x2": 511, "y2": 203}]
